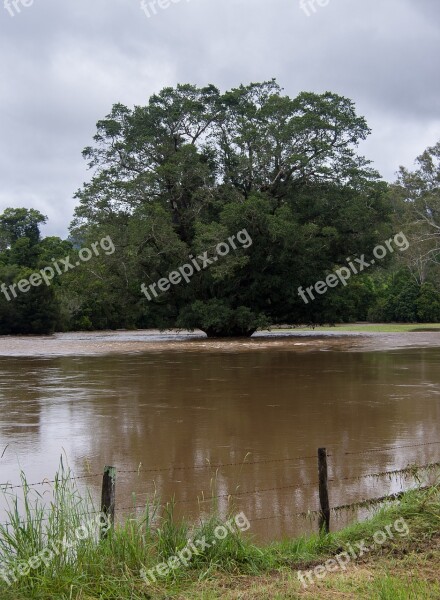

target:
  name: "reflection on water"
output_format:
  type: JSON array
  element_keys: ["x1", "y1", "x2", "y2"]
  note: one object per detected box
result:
[{"x1": 0, "y1": 331, "x2": 439, "y2": 540}]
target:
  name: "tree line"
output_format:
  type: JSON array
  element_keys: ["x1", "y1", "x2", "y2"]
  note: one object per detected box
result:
[{"x1": 1, "y1": 81, "x2": 440, "y2": 336}]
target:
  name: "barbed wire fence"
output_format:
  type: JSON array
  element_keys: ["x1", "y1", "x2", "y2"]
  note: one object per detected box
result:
[{"x1": 0, "y1": 440, "x2": 439, "y2": 534}]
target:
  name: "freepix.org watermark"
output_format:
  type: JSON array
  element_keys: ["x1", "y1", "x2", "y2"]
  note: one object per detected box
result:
[
  {"x1": 140, "y1": 0, "x2": 190, "y2": 19},
  {"x1": 298, "y1": 232, "x2": 410, "y2": 305},
  {"x1": 3, "y1": 0, "x2": 34, "y2": 17},
  {"x1": 0, "y1": 236, "x2": 115, "y2": 302},
  {"x1": 300, "y1": 0, "x2": 330, "y2": 17},
  {"x1": 0, "y1": 513, "x2": 110, "y2": 586},
  {"x1": 297, "y1": 517, "x2": 410, "y2": 588},
  {"x1": 140, "y1": 512, "x2": 250, "y2": 585},
  {"x1": 140, "y1": 229, "x2": 253, "y2": 301}
]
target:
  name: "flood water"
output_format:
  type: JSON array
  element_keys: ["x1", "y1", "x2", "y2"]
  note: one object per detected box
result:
[{"x1": 0, "y1": 330, "x2": 440, "y2": 541}]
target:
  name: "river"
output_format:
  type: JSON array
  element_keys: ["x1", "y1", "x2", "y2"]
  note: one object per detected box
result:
[{"x1": 0, "y1": 330, "x2": 439, "y2": 540}]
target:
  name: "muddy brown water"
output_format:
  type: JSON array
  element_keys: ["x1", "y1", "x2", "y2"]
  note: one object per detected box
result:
[{"x1": 0, "y1": 330, "x2": 439, "y2": 541}]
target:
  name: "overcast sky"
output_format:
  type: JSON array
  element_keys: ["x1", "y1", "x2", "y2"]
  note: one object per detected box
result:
[{"x1": 1, "y1": 0, "x2": 439, "y2": 238}]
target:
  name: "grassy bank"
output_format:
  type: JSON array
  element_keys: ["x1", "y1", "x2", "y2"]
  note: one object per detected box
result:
[
  {"x1": 273, "y1": 323, "x2": 440, "y2": 333},
  {"x1": 0, "y1": 467, "x2": 439, "y2": 599}
]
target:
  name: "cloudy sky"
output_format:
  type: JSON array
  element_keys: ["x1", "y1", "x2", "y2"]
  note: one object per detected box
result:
[{"x1": 1, "y1": 0, "x2": 439, "y2": 238}]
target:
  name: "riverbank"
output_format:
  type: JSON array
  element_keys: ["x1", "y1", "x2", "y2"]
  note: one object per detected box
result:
[
  {"x1": 1, "y1": 470, "x2": 439, "y2": 599},
  {"x1": 1, "y1": 325, "x2": 440, "y2": 357},
  {"x1": 275, "y1": 323, "x2": 440, "y2": 333}
]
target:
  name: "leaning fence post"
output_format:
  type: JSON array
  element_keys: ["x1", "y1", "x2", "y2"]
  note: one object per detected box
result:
[
  {"x1": 318, "y1": 448, "x2": 330, "y2": 534},
  {"x1": 101, "y1": 466, "x2": 116, "y2": 538}
]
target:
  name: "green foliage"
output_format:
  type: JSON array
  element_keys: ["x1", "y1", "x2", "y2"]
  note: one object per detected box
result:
[
  {"x1": 385, "y1": 271, "x2": 419, "y2": 322},
  {"x1": 67, "y1": 80, "x2": 389, "y2": 335},
  {"x1": 0, "y1": 210, "x2": 60, "y2": 334},
  {"x1": 416, "y1": 282, "x2": 440, "y2": 322},
  {"x1": 177, "y1": 299, "x2": 269, "y2": 337},
  {"x1": 0, "y1": 208, "x2": 46, "y2": 250},
  {"x1": 368, "y1": 270, "x2": 440, "y2": 324},
  {"x1": 0, "y1": 267, "x2": 59, "y2": 335},
  {"x1": 3, "y1": 88, "x2": 440, "y2": 336}
]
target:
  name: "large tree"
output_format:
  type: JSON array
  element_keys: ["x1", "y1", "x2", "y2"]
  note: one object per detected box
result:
[{"x1": 71, "y1": 81, "x2": 390, "y2": 336}]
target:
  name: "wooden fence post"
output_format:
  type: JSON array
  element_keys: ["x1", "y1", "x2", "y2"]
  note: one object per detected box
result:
[
  {"x1": 318, "y1": 448, "x2": 330, "y2": 534},
  {"x1": 101, "y1": 466, "x2": 116, "y2": 538}
]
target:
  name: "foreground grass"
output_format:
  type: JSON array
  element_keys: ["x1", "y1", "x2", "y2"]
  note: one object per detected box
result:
[
  {"x1": 0, "y1": 467, "x2": 439, "y2": 599},
  {"x1": 273, "y1": 323, "x2": 440, "y2": 333}
]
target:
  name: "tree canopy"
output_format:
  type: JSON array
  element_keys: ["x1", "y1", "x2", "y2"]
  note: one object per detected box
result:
[
  {"x1": 69, "y1": 80, "x2": 390, "y2": 336},
  {"x1": 2, "y1": 82, "x2": 440, "y2": 336},
  {"x1": 0, "y1": 208, "x2": 61, "y2": 334}
]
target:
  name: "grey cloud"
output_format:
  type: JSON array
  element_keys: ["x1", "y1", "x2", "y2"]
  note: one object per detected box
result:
[{"x1": 1, "y1": 0, "x2": 439, "y2": 237}]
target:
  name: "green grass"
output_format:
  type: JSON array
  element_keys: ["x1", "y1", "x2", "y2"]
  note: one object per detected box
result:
[
  {"x1": 368, "y1": 575, "x2": 435, "y2": 599},
  {"x1": 272, "y1": 323, "x2": 440, "y2": 333},
  {"x1": 0, "y1": 464, "x2": 439, "y2": 599}
]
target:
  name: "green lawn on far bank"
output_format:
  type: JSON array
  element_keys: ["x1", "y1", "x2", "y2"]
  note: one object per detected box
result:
[{"x1": 273, "y1": 323, "x2": 440, "y2": 333}]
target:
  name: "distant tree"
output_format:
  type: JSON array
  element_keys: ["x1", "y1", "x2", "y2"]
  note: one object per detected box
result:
[
  {"x1": 390, "y1": 141, "x2": 440, "y2": 280},
  {"x1": 0, "y1": 208, "x2": 47, "y2": 251},
  {"x1": 0, "y1": 208, "x2": 59, "y2": 334}
]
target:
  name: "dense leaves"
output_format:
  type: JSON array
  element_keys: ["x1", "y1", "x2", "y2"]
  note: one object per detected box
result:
[
  {"x1": 68, "y1": 81, "x2": 390, "y2": 336},
  {"x1": 0, "y1": 209, "x2": 60, "y2": 334},
  {"x1": 1, "y1": 83, "x2": 439, "y2": 336}
]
